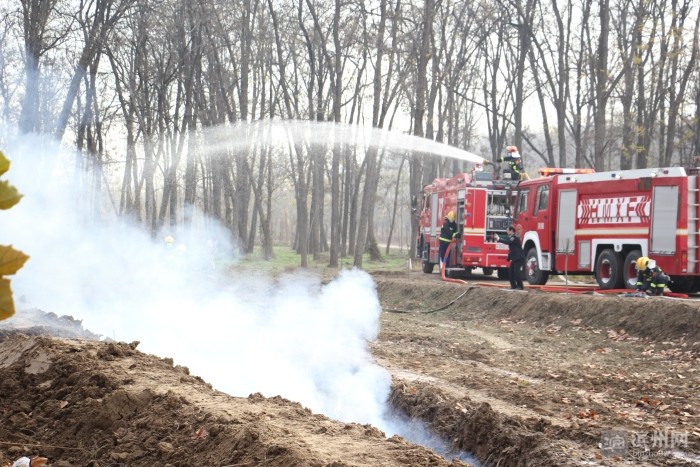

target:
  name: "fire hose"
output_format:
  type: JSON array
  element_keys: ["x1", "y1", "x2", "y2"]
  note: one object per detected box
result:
[
  {"x1": 382, "y1": 287, "x2": 473, "y2": 314},
  {"x1": 440, "y1": 240, "x2": 469, "y2": 285}
]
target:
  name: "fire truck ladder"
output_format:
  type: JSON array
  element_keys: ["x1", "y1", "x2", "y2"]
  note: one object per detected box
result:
[{"x1": 688, "y1": 176, "x2": 700, "y2": 274}]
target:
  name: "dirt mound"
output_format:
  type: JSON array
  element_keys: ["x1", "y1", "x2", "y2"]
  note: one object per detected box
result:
[
  {"x1": 374, "y1": 271, "x2": 700, "y2": 343},
  {"x1": 0, "y1": 333, "x2": 465, "y2": 467}
]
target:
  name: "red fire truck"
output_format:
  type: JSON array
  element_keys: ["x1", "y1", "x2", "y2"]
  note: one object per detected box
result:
[
  {"x1": 416, "y1": 166, "x2": 515, "y2": 278},
  {"x1": 515, "y1": 166, "x2": 700, "y2": 292}
]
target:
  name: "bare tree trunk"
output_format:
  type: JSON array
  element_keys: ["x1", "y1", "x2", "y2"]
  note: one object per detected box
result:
[
  {"x1": 234, "y1": 154, "x2": 252, "y2": 253},
  {"x1": 510, "y1": 0, "x2": 536, "y2": 151},
  {"x1": 616, "y1": 0, "x2": 643, "y2": 170},
  {"x1": 55, "y1": 0, "x2": 132, "y2": 141},
  {"x1": 353, "y1": 146, "x2": 379, "y2": 267},
  {"x1": 567, "y1": 0, "x2": 592, "y2": 168},
  {"x1": 407, "y1": 0, "x2": 434, "y2": 262},
  {"x1": 184, "y1": 2, "x2": 203, "y2": 228},
  {"x1": 342, "y1": 146, "x2": 357, "y2": 257},
  {"x1": 18, "y1": 0, "x2": 64, "y2": 134},
  {"x1": 592, "y1": 0, "x2": 610, "y2": 171},
  {"x1": 310, "y1": 147, "x2": 323, "y2": 261},
  {"x1": 365, "y1": 149, "x2": 386, "y2": 262},
  {"x1": 157, "y1": 3, "x2": 199, "y2": 230},
  {"x1": 294, "y1": 143, "x2": 309, "y2": 267},
  {"x1": 328, "y1": 0, "x2": 342, "y2": 267},
  {"x1": 553, "y1": 0, "x2": 571, "y2": 167},
  {"x1": 529, "y1": 46, "x2": 555, "y2": 166},
  {"x1": 692, "y1": 85, "x2": 700, "y2": 164},
  {"x1": 663, "y1": 3, "x2": 699, "y2": 166},
  {"x1": 385, "y1": 156, "x2": 405, "y2": 255},
  {"x1": 348, "y1": 153, "x2": 366, "y2": 257}
]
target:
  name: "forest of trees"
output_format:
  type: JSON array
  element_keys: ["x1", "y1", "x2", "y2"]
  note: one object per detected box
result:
[{"x1": 0, "y1": 0, "x2": 698, "y2": 266}]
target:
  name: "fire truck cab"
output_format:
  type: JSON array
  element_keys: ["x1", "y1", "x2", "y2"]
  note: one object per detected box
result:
[
  {"x1": 416, "y1": 167, "x2": 515, "y2": 278},
  {"x1": 514, "y1": 167, "x2": 700, "y2": 292}
]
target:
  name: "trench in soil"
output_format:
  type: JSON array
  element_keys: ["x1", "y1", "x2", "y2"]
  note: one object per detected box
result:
[
  {"x1": 389, "y1": 379, "x2": 544, "y2": 467},
  {"x1": 386, "y1": 388, "x2": 481, "y2": 465}
]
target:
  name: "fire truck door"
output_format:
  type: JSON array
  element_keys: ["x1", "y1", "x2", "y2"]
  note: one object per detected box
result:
[
  {"x1": 457, "y1": 189, "x2": 466, "y2": 259},
  {"x1": 556, "y1": 190, "x2": 576, "y2": 252},
  {"x1": 650, "y1": 186, "x2": 678, "y2": 254},
  {"x1": 533, "y1": 185, "x2": 551, "y2": 252}
]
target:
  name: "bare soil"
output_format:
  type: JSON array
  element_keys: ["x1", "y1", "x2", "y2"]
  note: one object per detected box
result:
[{"x1": 1, "y1": 271, "x2": 699, "y2": 467}]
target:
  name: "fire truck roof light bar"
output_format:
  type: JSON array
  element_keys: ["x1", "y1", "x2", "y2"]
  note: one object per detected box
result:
[
  {"x1": 543, "y1": 167, "x2": 686, "y2": 184},
  {"x1": 538, "y1": 168, "x2": 595, "y2": 176}
]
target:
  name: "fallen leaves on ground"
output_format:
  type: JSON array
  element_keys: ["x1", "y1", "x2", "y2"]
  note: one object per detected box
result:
[
  {"x1": 191, "y1": 426, "x2": 209, "y2": 439},
  {"x1": 576, "y1": 409, "x2": 599, "y2": 420}
]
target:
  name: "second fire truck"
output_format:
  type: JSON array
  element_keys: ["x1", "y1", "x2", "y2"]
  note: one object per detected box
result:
[
  {"x1": 416, "y1": 166, "x2": 515, "y2": 278},
  {"x1": 514, "y1": 166, "x2": 700, "y2": 292}
]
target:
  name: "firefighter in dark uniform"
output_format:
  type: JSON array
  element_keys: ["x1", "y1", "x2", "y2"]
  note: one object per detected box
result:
[
  {"x1": 497, "y1": 225, "x2": 525, "y2": 290},
  {"x1": 439, "y1": 211, "x2": 460, "y2": 270},
  {"x1": 634, "y1": 256, "x2": 669, "y2": 296},
  {"x1": 497, "y1": 146, "x2": 525, "y2": 181}
]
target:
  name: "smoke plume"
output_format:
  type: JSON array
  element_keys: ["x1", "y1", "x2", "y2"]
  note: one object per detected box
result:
[{"x1": 1, "y1": 128, "x2": 478, "y2": 464}]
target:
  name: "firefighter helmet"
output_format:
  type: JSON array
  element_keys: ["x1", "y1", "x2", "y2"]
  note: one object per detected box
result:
[
  {"x1": 446, "y1": 211, "x2": 456, "y2": 222},
  {"x1": 164, "y1": 235, "x2": 175, "y2": 244},
  {"x1": 636, "y1": 256, "x2": 649, "y2": 270}
]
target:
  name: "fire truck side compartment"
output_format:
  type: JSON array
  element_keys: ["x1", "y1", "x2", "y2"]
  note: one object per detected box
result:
[{"x1": 650, "y1": 186, "x2": 678, "y2": 255}]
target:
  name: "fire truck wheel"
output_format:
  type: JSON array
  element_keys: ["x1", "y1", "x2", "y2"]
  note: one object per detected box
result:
[
  {"x1": 482, "y1": 267, "x2": 494, "y2": 276},
  {"x1": 525, "y1": 248, "x2": 550, "y2": 285},
  {"x1": 422, "y1": 260, "x2": 435, "y2": 274},
  {"x1": 595, "y1": 249, "x2": 624, "y2": 290},
  {"x1": 623, "y1": 250, "x2": 642, "y2": 289}
]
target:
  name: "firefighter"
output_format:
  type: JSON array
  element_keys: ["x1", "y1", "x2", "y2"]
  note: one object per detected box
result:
[
  {"x1": 497, "y1": 225, "x2": 525, "y2": 290},
  {"x1": 634, "y1": 256, "x2": 669, "y2": 296},
  {"x1": 439, "y1": 211, "x2": 460, "y2": 270},
  {"x1": 497, "y1": 146, "x2": 525, "y2": 181}
]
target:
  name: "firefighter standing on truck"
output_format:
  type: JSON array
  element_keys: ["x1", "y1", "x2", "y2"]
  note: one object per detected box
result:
[
  {"x1": 439, "y1": 211, "x2": 460, "y2": 271},
  {"x1": 496, "y1": 225, "x2": 525, "y2": 290},
  {"x1": 497, "y1": 146, "x2": 525, "y2": 181},
  {"x1": 634, "y1": 256, "x2": 669, "y2": 296}
]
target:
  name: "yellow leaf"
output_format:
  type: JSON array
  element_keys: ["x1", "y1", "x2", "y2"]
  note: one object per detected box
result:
[
  {"x1": 0, "y1": 150, "x2": 9, "y2": 176},
  {"x1": 0, "y1": 245, "x2": 29, "y2": 275},
  {"x1": 0, "y1": 180, "x2": 22, "y2": 209},
  {"x1": 0, "y1": 278, "x2": 15, "y2": 320}
]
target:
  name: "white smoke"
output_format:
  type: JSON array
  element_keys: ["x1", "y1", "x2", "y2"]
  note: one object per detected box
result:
[
  {"x1": 1, "y1": 130, "x2": 393, "y2": 428},
  {"x1": 2, "y1": 128, "x2": 480, "y2": 464}
]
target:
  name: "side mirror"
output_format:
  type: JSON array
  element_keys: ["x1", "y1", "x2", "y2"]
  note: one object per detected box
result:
[{"x1": 411, "y1": 195, "x2": 418, "y2": 213}]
